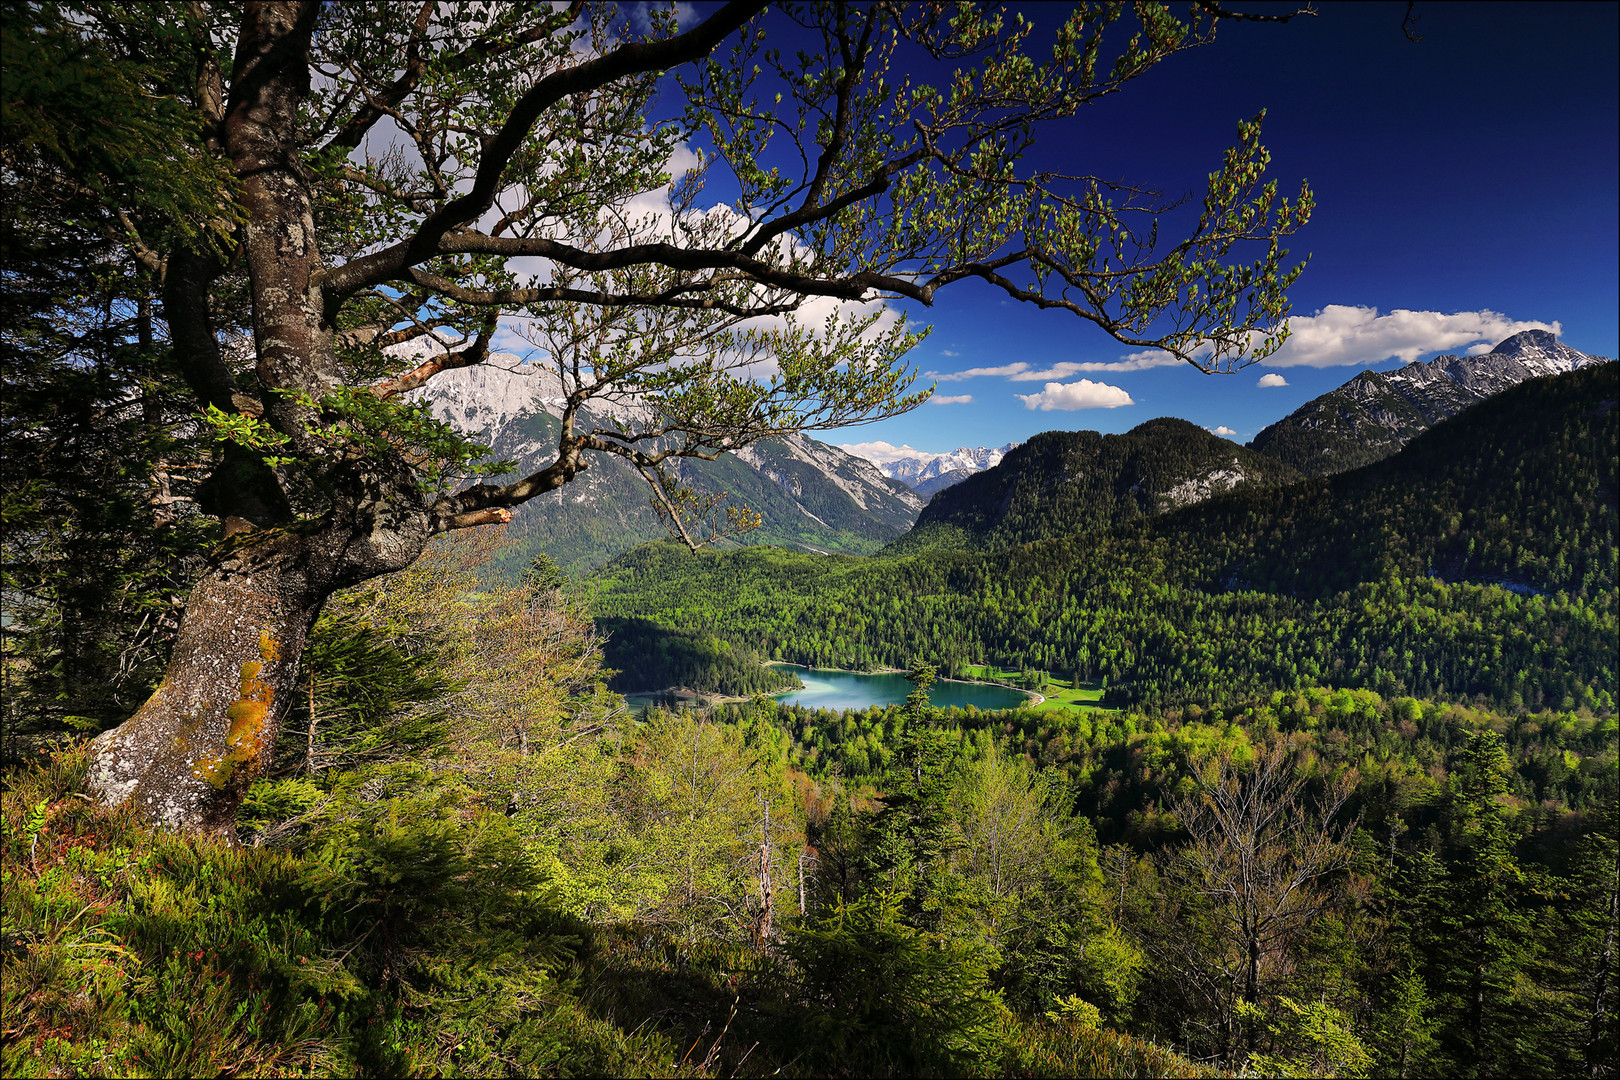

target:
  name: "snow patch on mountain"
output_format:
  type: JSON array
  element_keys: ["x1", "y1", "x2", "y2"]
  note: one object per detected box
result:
[
  {"x1": 408, "y1": 354, "x2": 922, "y2": 538},
  {"x1": 1384, "y1": 330, "x2": 1610, "y2": 402},
  {"x1": 405, "y1": 352, "x2": 657, "y2": 437},
  {"x1": 1248, "y1": 331, "x2": 1613, "y2": 477},
  {"x1": 839, "y1": 441, "x2": 1020, "y2": 490}
]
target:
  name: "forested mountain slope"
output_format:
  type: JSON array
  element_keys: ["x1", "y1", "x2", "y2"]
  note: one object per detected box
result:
[
  {"x1": 1248, "y1": 329, "x2": 1611, "y2": 476},
  {"x1": 1162, "y1": 361, "x2": 1618, "y2": 600},
  {"x1": 888, "y1": 417, "x2": 1302, "y2": 553},
  {"x1": 594, "y1": 365, "x2": 1618, "y2": 711}
]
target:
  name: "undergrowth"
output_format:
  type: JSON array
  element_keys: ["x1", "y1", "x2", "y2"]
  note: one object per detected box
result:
[
  {"x1": 1, "y1": 746, "x2": 682, "y2": 1078},
  {"x1": 2, "y1": 745, "x2": 1214, "y2": 1077}
]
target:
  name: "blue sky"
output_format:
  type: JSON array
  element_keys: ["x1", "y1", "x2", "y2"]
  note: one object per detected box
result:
[{"x1": 773, "y1": 1, "x2": 1620, "y2": 458}]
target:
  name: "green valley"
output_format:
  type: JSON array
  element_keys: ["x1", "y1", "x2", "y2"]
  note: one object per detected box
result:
[{"x1": 595, "y1": 365, "x2": 1618, "y2": 716}]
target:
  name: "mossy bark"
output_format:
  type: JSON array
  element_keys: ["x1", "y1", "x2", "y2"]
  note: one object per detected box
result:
[
  {"x1": 85, "y1": 513, "x2": 430, "y2": 833},
  {"x1": 86, "y1": 529, "x2": 315, "y2": 834}
]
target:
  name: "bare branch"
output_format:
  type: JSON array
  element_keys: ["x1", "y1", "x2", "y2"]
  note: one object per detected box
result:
[
  {"x1": 1193, "y1": 1, "x2": 1318, "y2": 24},
  {"x1": 367, "y1": 310, "x2": 498, "y2": 400}
]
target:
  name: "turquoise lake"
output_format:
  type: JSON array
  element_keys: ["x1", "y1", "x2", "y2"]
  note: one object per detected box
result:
[{"x1": 769, "y1": 665, "x2": 1033, "y2": 712}]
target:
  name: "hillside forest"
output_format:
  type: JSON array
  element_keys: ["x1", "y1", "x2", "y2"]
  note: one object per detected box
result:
[{"x1": 7, "y1": 362, "x2": 1617, "y2": 1076}]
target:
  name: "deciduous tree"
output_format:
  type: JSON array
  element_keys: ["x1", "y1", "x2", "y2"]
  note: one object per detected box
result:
[
  {"x1": 4, "y1": 0, "x2": 1314, "y2": 831},
  {"x1": 1151, "y1": 738, "x2": 1356, "y2": 1063}
]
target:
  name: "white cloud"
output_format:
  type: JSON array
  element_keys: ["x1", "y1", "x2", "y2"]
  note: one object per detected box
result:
[
  {"x1": 1261, "y1": 305, "x2": 1561, "y2": 368},
  {"x1": 836, "y1": 440, "x2": 938, "y2": 465},
  {"x1": 1208, "y1": 425, "x2": 1238, "y2": 436},
  {"x1": 940, "y1": 349, "x2": 960, "y2": 357},
  {"x1": 1014, "y1": 380, "x2": 1134, "y2": 411},
  {"x1": 1256, "y1": 373, "x2": 1289, "y2": 387},
  {"x1": 930, "y1": 394, "x2": 973, "y2": 405},
  {"x1": 934, "y1": 362, "x2": 1032, "y2": 381},
  {"x1": 1012, "y1": 355, "x2": 1184, "y2": 380},
  {"x1": 935, "y1": 353, "x2": 1186, "y2": 382},
  {"x1": 994, "y1": 306, "x2": 1562, "y2": 377}
]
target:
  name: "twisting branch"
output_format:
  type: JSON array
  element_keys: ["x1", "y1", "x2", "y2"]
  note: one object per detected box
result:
[
  {"x1": 367, "y1": 310, "x2": 499, "y2": 400},
  {"x1": 402, "y1": 266, "x2": 801, "y2": 318},
  {"x1": 1192, "y1": 1, "x2": 1318, "y2": 23},
  {"x1": 317, "y1": 0, "x2": 767, "y2": 303}
]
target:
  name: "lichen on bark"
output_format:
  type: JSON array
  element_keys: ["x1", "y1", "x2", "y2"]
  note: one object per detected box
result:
[{"x1": 192, "y1": 630, "x2": 279, "y2": 790}]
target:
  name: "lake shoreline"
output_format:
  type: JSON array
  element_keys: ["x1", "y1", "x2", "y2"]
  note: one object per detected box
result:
[
  {"x1": 623, "y1": 663, "x2": 1045, "y2": 714},
  {"x1": 768, "y1": 662, "x2": 1043, "y2": 707}
]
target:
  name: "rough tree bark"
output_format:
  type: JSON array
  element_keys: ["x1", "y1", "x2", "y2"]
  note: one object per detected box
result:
[{"x1": 87, "y1": 2, "x2": 438, "y2": 834}]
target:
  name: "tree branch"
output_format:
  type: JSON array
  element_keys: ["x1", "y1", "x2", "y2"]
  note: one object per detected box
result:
[
  {"x1": 318, "y1": 0, "x2": 767, "y2": 302},
  {"x1": 366, "y1": 310, "x2": 498, "y2": 399},
  {"x1": 1192, "y1": 1, "x2": 1318, "y2": 24},
  {"x1": 402, "y1": 265, "x2": 800, "y2": 318}
]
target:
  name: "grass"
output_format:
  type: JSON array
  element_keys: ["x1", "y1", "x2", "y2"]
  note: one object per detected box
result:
[
  {"x1": 957, "y1": 667, "x2": 1109, "y2": 713},
  {"x1": 0, "y1": 746, "x2": 686, "y2": 1078},
  {"x1": 1031, "y1": 681, "x2": 1107, "y2": 714}
]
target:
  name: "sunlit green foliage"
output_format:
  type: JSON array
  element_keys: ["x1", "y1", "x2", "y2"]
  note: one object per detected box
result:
[{"x1": 596, "y1": 366, "x2": 1619, "y2": 715}]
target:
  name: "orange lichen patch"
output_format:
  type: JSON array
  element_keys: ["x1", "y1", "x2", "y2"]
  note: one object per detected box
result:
[
  {"x1": 193, "y1": 632, "x2": 279, "y2": 790},
  {"x1": 225, "y1": 700, "x2": 269, "y2": 744}
]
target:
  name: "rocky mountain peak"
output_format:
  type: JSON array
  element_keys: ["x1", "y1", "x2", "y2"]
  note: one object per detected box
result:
[
  {"x1": 866, "y1": 443, "x2": 1020, "y2": 490},
  {"x1": 1485, "y1": 329, "x2": 1609, "y2": 375},
  {"x1": 1248, "y1": 331, "x2": 1612, "y2": 477}
]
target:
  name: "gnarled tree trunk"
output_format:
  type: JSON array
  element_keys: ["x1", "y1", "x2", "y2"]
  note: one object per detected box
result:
[
  {"x1": 88, "y1": 528, "x2": 319, "y2": 833},
  {"x1": 86, "y1": 517, "x2": 427, "y2": 834},
  {"x1": 86, "y1": 1, "x2": 414, "y2": 833}
]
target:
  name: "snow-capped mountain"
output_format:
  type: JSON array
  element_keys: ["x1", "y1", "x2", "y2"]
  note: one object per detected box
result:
[
  {"x1": 1248, "y1": 331, "x2": 1613, "y2": 477},
  {"x1": 840, "y1": 443, "x2": 1020, "y2": 496},
  {"x1": 410, "y1": 358, "x2": 923, "y2": 573}
]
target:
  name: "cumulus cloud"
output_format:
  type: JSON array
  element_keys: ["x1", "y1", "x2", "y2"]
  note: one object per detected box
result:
[
  {"x1": 991, "y1": 306, "x2": 1562, "y2": 378},
  {"x1": 1014, "y1": 380, "x2": 1134, "y2": 411},
  {"x1": 940, "y1": 349, "x2": 960, "y2": 357},
  {"x1": 1261, "y1": 305, "x2": 1561, "y2": 368},
  {"x1": 930, "y1": 394, "x2": 973, "y2": 405},
  {"x1": 1208, "y1": 425, "x2": 1238, "y2": 436},
  {"x1": 1257, "y1": 373, "x2": 1289, "y2": 387},
  {"x1": 836, "y1": 440, "x2": 938, "y2": 465}
]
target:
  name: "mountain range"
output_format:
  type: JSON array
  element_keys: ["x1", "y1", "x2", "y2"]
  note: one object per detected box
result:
[
  {"x1": 865, "y1": 444, "x2": 1020, "y2": 496},
  {"x1": 1247, "y1": 330, "x2": 1612, "y2": 476},
  {"x1": 418, "y1": 332, "x2": 1611, "y2": 574},
  {"x1": 890, "y1": 331, "x2": 1612, "y2": 552},
  {"x1": 412, "y1": 359, "x2": 923, "y2": 576},
  {"x1": 888, "y1": 418, "x2": 1303, "y2": 553}
]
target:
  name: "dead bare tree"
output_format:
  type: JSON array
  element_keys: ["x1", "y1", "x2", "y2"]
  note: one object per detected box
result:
[{"x1": 1155, "y1": 738, "x2": 1358, "y2": 1063}]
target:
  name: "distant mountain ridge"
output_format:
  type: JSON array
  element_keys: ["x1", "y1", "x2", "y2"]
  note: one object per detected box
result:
[
  {"x1": 1248, "y1": 330, "x2": 1612, "y2": 476},
  {"x1": 876, "y1": 443, "x2": 1018, "y2": 490},
  {"x1": 412, "y1": 359, "x2": 923, "y2": 574},
  {"x1": 888, "y1": 417, "x2": 1302, "y2": 553}
]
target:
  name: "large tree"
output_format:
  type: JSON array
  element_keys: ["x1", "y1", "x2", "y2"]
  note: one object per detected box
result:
[{"x1": 3, "y1": 0, "x2": 1312, "y2": 832}]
